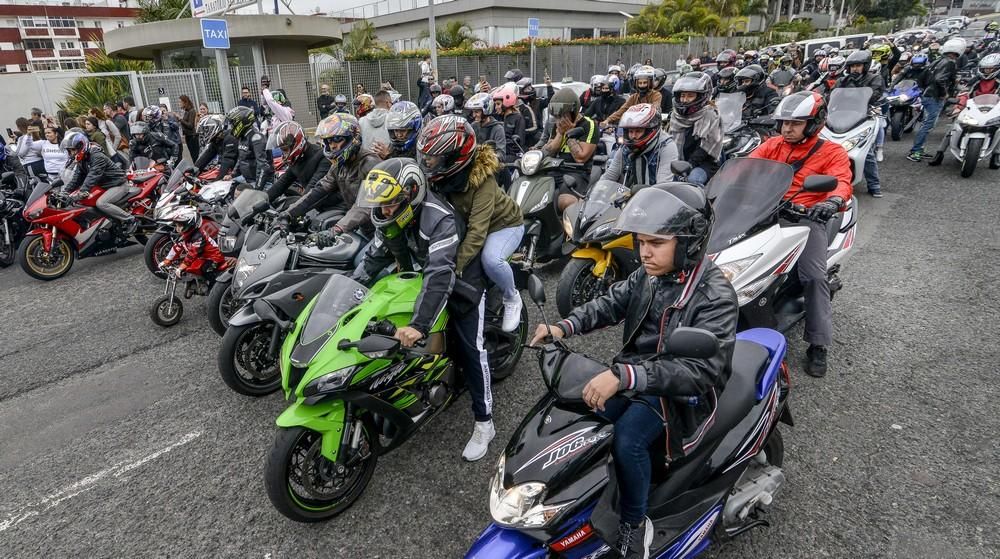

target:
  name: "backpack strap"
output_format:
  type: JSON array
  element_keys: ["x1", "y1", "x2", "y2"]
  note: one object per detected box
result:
[{"x1": 789, "y1": 139, "x2": 825, "y2": 173}]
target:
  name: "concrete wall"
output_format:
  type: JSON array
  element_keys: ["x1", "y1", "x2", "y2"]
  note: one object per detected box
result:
[{"x1": 0, "y1": 73, "x2": 68, "y2": 134}]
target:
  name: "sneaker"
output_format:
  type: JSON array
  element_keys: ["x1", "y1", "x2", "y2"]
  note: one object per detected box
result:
[
  {"x1": 594, "y1": 518, "x2": 654, "y2": 559},
  {"x1": 805, "y1": 345, "x2": 828, "y2": 378},
  {"x1": 906, "y1": 150, "x2": 923, "y2": 162},
  {"x1": 868, "y1": 190, "x2": 883, "y2": 198},
  {"x1": 121, "y1": 217, "x2": 138, "y2": 237},
  {"x1": 501, "y1": 292, "x2": 523, "y2": 332},
  {"x1": 876, "y1": 147, "x2": 884, "y2": 162},
  {"x1": 462, "y1": 420, "x2": 495, "y2": 462}
]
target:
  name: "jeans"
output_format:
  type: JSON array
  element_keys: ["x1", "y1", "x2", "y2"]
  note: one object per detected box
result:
[
  {"x1": 863, "y1": 145, "x2": 881, "y2": 193},
  {"x1": 450, "y1": 294, "x2": 493, "y2": 422},
  {"x1": 95, "y1": 184, "x2": 133, "y2": 221},
  {"x1": 798, "y1": 219, "x2": 833, "y2": 346},
  {"x1": 687, "y1": 166, "x2": 709, "y2": 186},
  {"x1": 911, "y1": 96, "x2": 943, "y2": 153},
  {"x1": 599, "y1": 394, "x2": 664, "y2": 524},
  {"x1": 481, "y1": 225, "x2": 524, "y2": 299}
]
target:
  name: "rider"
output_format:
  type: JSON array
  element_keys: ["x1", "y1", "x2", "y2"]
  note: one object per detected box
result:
[
  {"x1": 421, "y1": 84, "x2": 443, "y2": 118},
  {"x1": 383, "y1": 101, "x2": 424, "y2": 159},
  {"x1": 224, "y1": 105, "x2": 274, "y2": 192},
  {"x1": 602, "y1": 65, "x2": 662, "y2": 127},
  {"x1": 158, "y1": 206, "x2": 227, "y2": 280},
  {"x1": 128, "y1": 120, "x2": 178, "y2": 164},
  {"x1": 540, "y1": 87, "x2": 599, "y2": 212},
  {"x1": 431, "y1": 93, "x2": 456, "y2": 117},
  {"x1": 516, "y1": 77, "x2": 553, "y2": 147},
  {"x1": 668, "y1": 72, "x2": 724, "y2": 185},
  {"x1": 353, "y1": 156, "x2": 498, "y2": 462},
  {"x1": 890, "y1": 53, "x2": 928, "y2": 86},
  {"x1": 750, "y1": 91, "x2": 852, "y2": 377},
  {"x1": 529, "y1": 183, "x2": 738, "y2": 559},
  {"x1": 908, "y1": 39, "x2": 961, "y2": 162},
  {"x1": 834, "y1": 49, "x2": 884, "y2": 197},
  {"x1": 59, "y1": 131, "x2": 135, "y2": 234},
  {"x1": 264, "y1": 120, "x2": 332, "y2": 203},
  {"x1": 811, "y1": 55, "x2": 845, "y2": 95},
  {"x1": 799, "y1": 48, "x2": 827, "y2": 85},
  {"x1": 716, "y1": 66, "x2": 738, "y2": 94},
  {"x1": 584, "y1": 76, "x2": 626, "y2": 123},
  {"x1": 493, "y1": 82, "x2": 525, "y2": 162},
  {"x1": 187, "y1": 114, "x2": 238, "y2": 181},
  {"x1": 736, "y1": 64, "x2": 779, "y2": 120},
  {"x1": 138, "y1": 106, "x2": 181, "y2": 164},
  {"x1": 332, "y1": 94, "x2": 352, "y2": 115},
  {"x1": 600, "y1": 103, "x2": 679, "y2": 187},
  {"x1": 465, "y1": 93, "x2": 506, "y2": 159}
]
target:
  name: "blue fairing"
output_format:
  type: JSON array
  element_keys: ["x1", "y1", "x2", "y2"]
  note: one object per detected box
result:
[
  {"x1": 735, "y1": 328, "x2": 787, "y2": 401},
  {"x1": 464, "y1": 524, "x2": 547, "y2": 559}
]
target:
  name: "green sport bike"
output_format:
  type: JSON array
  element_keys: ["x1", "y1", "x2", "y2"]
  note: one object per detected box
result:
[{"x1": 264, "y1": 271, "x2": 527, "y2": 522}]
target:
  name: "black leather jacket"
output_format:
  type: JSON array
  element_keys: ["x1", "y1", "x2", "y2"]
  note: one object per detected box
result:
[
  {"x1": 265, "y1": 141, "x2": 330, "y2": 203},
  {"x1": 835, "y1": 71, "x2": 885, "y2": 106},
  {"x1": 557, "y1": 260, "x2": 738, "y2": 458},
  {"x1": 65, "y1": 147, "x2": 125, "y2": 194},
  {"x1": 236, "y1": 129, "x2": 274, "y2": 190},
  {"x1": 129, "y1": 130, "x2": 178, "y2": 164},
  {"x1": 742, "y1": 86, "x2": 780, "y2": 119},
  {"x1": 286, "y1": 150, "x2": 380, "y2": 234},
  {"x1": 193, "y1": 133, "x2": 239, "y2": 179}
]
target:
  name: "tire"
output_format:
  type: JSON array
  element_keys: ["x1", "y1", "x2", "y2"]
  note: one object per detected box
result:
[
  {"x1": 264, "y1": 425, "x2": 377, "y2": 523},
  {"x1": 18, "y1": 234, "x2": 75, "y2": 281},
  {"x1": 961, "y1": 137, "x2": 983, "y2": 178},
  {"x1": 761, "y1": 428, "x2": 784, "y2": 468},
  {"x1": 890, "y1": 111, "x2": 903, "y2": 141},
  {"x1": 0, "y1": 236, "x2": 14, "y2": 268},
  {"x1": 483, "y1": 289, "x2": 528, "y2": 382},
  {"x1": 150, "y1": 295, "x2": 184, "y2": 327},
  {"x1": 144, "y1": 230, "x2": 173, "y2": 279},
  {"x1": 218, "y1": 322, "x2": 282, "y2": 396},
  {"x1": 206, "y1": 280, "x2": 237, "y2": 337},
  {"x1": 927, "y1": 150, "x2": 944, "y2": 166},
  {"x1": 555, "y1": 257, "x2": 621, "y2": 318}
]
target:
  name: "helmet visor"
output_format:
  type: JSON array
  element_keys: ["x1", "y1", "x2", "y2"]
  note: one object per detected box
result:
[
  {"x1": 549, "y1": 102, "x2": 576, "y2": 118},
  {"x1": 613, "y1": 188, "x2": 701, "y2": 239}
]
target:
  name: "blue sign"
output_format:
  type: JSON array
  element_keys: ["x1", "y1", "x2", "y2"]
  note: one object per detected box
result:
[
  {"x1": 201, "y1": 18, "x2": 230, "y2": 49},
  {"x1": 528, "y1": 18, "x2": 539, "y2": 38}
]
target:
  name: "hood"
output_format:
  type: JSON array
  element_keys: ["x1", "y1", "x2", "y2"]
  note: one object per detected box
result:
[
  {"x1": 365, "y1": 108, "x2": 389, "y2": 127},
  {"x1": 467, "y1": 143, "x2": 502, "y2": 190}
]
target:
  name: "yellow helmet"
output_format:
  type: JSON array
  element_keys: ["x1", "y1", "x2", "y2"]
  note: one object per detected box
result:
[
  {"x1": 358, "y1": 158, "x2": 427, "y2": 238},
  {"x1": 871, "y1": 43, "x2": 892, "y2": 63}
]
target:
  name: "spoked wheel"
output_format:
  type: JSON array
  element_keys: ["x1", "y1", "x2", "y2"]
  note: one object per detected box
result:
[
  {"x1": 144, "y1": 231, "x2": 173, "y2": 279},
  {"x1": 150, "y1": 295, "x2": 184, "y2": 327},
  {"x1": 265, "y1": 425, "x2": 377, "y2": 522},
  {"x1": 18, "y1": 234, "x2": 75, "y2": 280},
  {"x1": 206, "y1": 279, "x2": 237, "y2": 337},
  {"x1": 218, "y1": 321, "x2": 281, "y2": 396},
  {"x1": 483, "y1": 289, "x2": 528, "y2": 382},
  {"x1": 555, "y1": 257, "x2": 620, "y2": 318}
]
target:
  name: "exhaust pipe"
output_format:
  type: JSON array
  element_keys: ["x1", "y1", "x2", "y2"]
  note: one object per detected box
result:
[{"x1": 722, "y1": 465, "x2": 785, "y2": 527}]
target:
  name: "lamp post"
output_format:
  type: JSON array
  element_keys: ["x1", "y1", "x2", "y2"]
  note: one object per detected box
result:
[{"x1": 619, "y1": 11, "x2": 634, "y2": 38}]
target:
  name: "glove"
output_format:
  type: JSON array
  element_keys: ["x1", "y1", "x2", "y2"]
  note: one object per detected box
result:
[
  {"x1": 273, "y1": 211, "x2": 291, "y2": 229},
  {"x1": 183, "y1": 167, "x2": 198, "y2": 178},
  {"x1": 70, "y1": 190, "x2": 88, "y2": 202},
  {"x1": 808, "y1": 199, "x2": 841, "y2": 222},
  {"x1": 315, "y1": 230, "x2": 336, "y2": 248}
]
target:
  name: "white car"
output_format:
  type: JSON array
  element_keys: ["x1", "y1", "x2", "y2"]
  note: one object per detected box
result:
[{"x1": 534, "y1": 80, "x2": 590, "y2": 130}]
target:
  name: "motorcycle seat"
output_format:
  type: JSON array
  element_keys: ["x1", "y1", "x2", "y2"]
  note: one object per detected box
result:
[
  {"x1": 703, "y1": 340, "x2": 770, "y2": 442},
  {"x1": 311, "y1": 209, "x2": 346, "y2": 231}
]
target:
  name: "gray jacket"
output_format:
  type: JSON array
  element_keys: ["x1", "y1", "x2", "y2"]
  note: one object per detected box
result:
[{"x1": 600, "y1": 132, "x2": 679, "y2": 187}]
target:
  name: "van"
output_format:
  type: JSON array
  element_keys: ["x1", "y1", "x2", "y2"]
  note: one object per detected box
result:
[{"x1": 766, "y1": 34, "x2": 874, "y2": 58}]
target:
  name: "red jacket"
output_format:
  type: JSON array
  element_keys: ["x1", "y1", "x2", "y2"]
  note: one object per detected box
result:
[
  {"x1": 164, "y1": 224, "x2": 226, "y2": 274},
  {"x1": 750, "y1": 134, "x2": 853, "y2": 208}
]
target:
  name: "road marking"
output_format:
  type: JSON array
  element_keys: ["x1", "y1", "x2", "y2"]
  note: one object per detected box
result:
[{"x1": 0, "y1": 431, "x2": 202, "y2": 533}]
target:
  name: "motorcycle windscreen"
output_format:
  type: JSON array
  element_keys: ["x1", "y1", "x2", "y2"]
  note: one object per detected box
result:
[
  {"x1": 230, "y1": 189, "x2": 268, "y2": 219},
  {"x1": 131, "y1": 156, "x2": 153, "y2": 172},
  {"x1": 164, "y1": 160, "x2": 192, "y2": 193},
  {"x1": 717, "y1": 92, "x2": 747, "y2": 134},
  {"x1": 300, "y1": 274, "x2": 369, "y2": 345},
  {"x1": 893, "y1": 79, "x2": 918, "y2": 94},
  {"x1": 24, "y1": 179, "x2": 54, "y2": 209},
  {"x1": 971, "y1": 94, "x2": 1000, "y2": 109},
  {"x1": 579, "y1": 179, "x2": 627, "y2": 225},
  {"x1": 825, "y1": 87, "x2": 872, "y2": 134},
  {"x1": 770, "y1": 69, "x2": 794, "y2": 87},
  {"x1": 705, "y1": 158, "x2": 794, "y2": 254}
]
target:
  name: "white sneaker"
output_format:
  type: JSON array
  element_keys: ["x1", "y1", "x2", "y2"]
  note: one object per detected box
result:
[
  {"x1": 501, "y1": 293, "x2": 523, "y2": 332},
  {"x1": 462, "y1": 420, "x2": 495, "y2": 462},
  {"x1": 876, "y1": 147, "x2": 884, "y2": 162}
]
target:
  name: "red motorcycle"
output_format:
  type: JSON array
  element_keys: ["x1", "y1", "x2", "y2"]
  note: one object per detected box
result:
[{"x1": 18, "y1": 167, "x2": 164, "y2": 281}]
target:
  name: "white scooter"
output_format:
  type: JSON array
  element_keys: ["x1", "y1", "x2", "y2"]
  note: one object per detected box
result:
[
  {"x1": 818, "y1": 87, "x2": 879, "y2": 188},
  {"x1": 707, "y1": 158, "x2": 858, "y2": 332},
  {"x1": 928, "y1": 93, "x2": 1000, "y2": 177}
]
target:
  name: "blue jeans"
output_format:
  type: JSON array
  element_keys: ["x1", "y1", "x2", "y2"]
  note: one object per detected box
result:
[
  {"x1": 687, "y1": 166, "x2": 709, "y2": 186},
  {"x1": 481, "y1": 225, "x2": 524, "y2": 299},
  {"x1": 863, "y1": 145, "x2": 880, "y2": 193},
  {"x1": 599, "y1": 394, "x2": 664, "y2": 524},
  {"x1": 911, "y1": 96, "x2": 943, "y2": 154}
]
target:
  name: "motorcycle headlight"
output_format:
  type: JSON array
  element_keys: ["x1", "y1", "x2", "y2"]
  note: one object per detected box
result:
[
  {"x1": 717, "y1": 254, "x2": 762, "y2": 282},
  {"x1": 562, "y1": 213, "x2": 574, "y2": 239},
  {"x1": 219, "y1": 233, "x2": 237, "y2": 252},
  {"x1": 840, "y1": 128, "x2": 871, "y2": 152},
  {"x1": 303, "y1": 365, "x2": 359, "y2": 396},
  {"x1": 233, "y1": 258, "x2": 258, "y2": 289},
  {"x1": 489, "y1": 455, "x2": 571, "y2": 528},
  {"x1": 520, "y1": 151, "x2": 543, "y2": 176},
  {"x1": 960, "y1": 114, "x2": 979, "y2": 127},
  {"x1": 529, "y1": 191, "x2": 551, "y2": 214}
]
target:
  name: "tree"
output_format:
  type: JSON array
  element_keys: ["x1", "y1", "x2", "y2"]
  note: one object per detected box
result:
[
  {"x1": 340, "y1": 20, "x2": 391, "y2": 58},
  {"x1": 136, "y1": 0, "x2": 191, "y2": 23},
  {"x1": 419, "y1": 20, "x2": 480, "y2": 49},
  {"x1": 856, "y1": 0, "x2": 925, "y2": 20},
  {"x1": 630, "y1": 0, "x2": 724, "y2": 36},
  {"x1": 58, "y1": 50, "x2": 153, "y2": 116}
]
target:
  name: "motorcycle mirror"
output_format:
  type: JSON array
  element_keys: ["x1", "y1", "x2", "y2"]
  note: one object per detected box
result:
[
  {"x1": 663, "y1": 327, "x2": 719, "y2": 359},
  {"x1": 251, "y1": 200, "x2": 270, "y2": 215},
  {"x1": 527, "y1": 273, "x2": 546, "y2": 306},
  {"x1": 670, "y1": 160, "x2": 693, "y2": 177},
  {"x1": 802, "y1": 175, "x2": 837, "y2": 193},
  {"x1": 344, "y1": 335, "x2": 401, "y2": 359}
]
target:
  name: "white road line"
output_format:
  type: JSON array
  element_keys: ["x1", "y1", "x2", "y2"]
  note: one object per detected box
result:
[{"x1": 0, "y1": 431, "x2": 202, "y2": 533}]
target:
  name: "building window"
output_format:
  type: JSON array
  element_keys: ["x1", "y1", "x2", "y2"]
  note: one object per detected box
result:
[
  {"x1": 59, "y1": 41, "x2": 76, "y2": 49},
  {"x1": 570, "y1": 28, "x2": 592, "y2": 39},
  {"x1": 0, "y1": 67, "x2": 6, "y2": 73},
  {"x1": 19, "y1": 64, "x2": 29, "y2": 72},
  {"x1": 25, "y1": 39, "x2": 55, "y2": 49},
  {"x1": 60, "y1": 60, "x2": 85, "y2": 70},
  {"x1": 48, "y1": 17, "x2": 76, "y2": 28},
  {"x1": 117, "y1": 21, "x2": 125, "y2": 28},
  {"x1": 31, "y1": 61, "x2": 60, "y2": 71},
  {"x1": 20, "y1": 18, "x2": 48, "y2": 28}
]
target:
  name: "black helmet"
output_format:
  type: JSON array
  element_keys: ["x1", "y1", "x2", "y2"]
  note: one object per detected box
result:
[
  {"x1": 548, "y1": 87, "x2": 580, "y2": 119},
  {"x1": 504, "y1": 69, "x2": 524, "y2": 82},
  {"x1": 845, "y1": 49, "x2": 872, "y2": 74},
  {"x1": 197, "y1": 114, "x2": 225, "y2": 145},
  {"x1": 429, "y1": 84, "x2": 442, "y2": 95},
  {"x1": 613, "y1": 183, "x2": 713, "y2": 271},
  {"x1": 715, "y1": 51, "x2": 735, "y2": 68},
  {"x1": 225, "y1": 105, "x2": 256, "y2": 138},
  {"x1": 717, "y1": 67, "x2": 738, "y2": 93},
  {"x1": 735, "y1": 65, "x2": 765, "y2": 96},
  {"x1": 672, "y1": 72, "x2": 713, "y2": 116},
  {"x1": 449, "y1": 84, "x2": 465, "y2": 99}
]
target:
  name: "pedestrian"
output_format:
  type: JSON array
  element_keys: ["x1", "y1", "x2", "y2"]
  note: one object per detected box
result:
[
  {"x1": 317, "y1": 83, "x2": 335, "y2": 119},
  {"x1": 360, "y1": 90, "x2": 392, "y2": 155},
  {"x1": 355, "y1": 82, "x2": 367, "y2": 96},
  {"x1": 418, "y1": 54, "x2": 433, "y2": 105},
  {"x1": 908, "y1": 39, "x2": 962, "y2": 161},
  {"x1": 179, "y1": 95, "x2": 199, "y2": 161},
  {"x1": 39, "y1": 126, "x2": 67, "y2": 180},
  {"x1": 29, "y1": 108, "x2": 43, "y2": 131},
  {"x1": 676, "y1": 53, "x2": 688, "y2": 70},
  {"x1": 121, "y1": 96, "x2": 139, "y2": 125},
  {"x1": 89, "y1": 106, "x2": 126, "y2": 166},
  {"x1": 463, "y1": 75, "x2": 475, "y2": 99},
  {"x1": 112, "y1": 102, "x2": 130, "y2": 141},
  {"x1": 238, "y1": 86, "x2": 259, "y2": 115},
  {"x1": 197, "y1": 102, "x2": 209, "y2": 125},
  {"x1": 83, "y1": 117, "x2": 106, "y2": 150},
  {"x1": 13, "y1": 117, "x2": 45, "y2": 177}
]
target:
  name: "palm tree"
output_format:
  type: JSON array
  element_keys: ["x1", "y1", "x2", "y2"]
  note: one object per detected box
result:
[
  {"x1": 419, "y1": 20, "x2": 479, "y2": 49},
  {"x1": 340, "y1": 20, "x2": 390, "y2": 58},
  {"x1": 58, "y1": 50, "x2": 153, "y2": 115},
  {"x1": 136, "y1": 0, "x2": 191, "y2": 23},
  {"x1": 631, "y1": 0, "x2": 724, "y2": 36}
]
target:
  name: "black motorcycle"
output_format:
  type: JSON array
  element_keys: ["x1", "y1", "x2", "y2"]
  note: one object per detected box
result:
[{"x1": 0, "y1": 172, "x2": 28, "y2": 267}]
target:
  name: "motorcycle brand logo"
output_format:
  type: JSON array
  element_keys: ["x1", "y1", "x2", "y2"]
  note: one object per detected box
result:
[
  {"x1": 370, "y1": 362, "x2": 407, "y2": 390},
  {"x1": 514, "y1": 427, "x2": 611, "y2": 474},
  {"x1": 727, "y1": 232, "x2": 747, "y2": 246},
  {"x1": 258, "y1": 251, "x2": 267, "y2": 260}
]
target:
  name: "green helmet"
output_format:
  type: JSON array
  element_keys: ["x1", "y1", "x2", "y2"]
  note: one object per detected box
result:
[{"x1": 548, "y1": 87, "x2": 580, "y2": 119}]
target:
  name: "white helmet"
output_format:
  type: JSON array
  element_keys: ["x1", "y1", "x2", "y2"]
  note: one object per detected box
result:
[
  {"x1": 979, "y1": 53, "x2": 1000, "y2": 80},
  {"x1": 940, "y1": 38, "x2": 966, "y2": 57}
]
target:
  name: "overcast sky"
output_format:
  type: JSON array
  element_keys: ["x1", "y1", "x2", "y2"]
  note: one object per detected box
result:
[{"x1": 232, "y1": 0, "x2": 391, "y2": 16}]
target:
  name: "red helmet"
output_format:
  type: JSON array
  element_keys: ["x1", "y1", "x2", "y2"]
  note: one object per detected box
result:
[
  {"x1": 267, "y1": 121, "x2": 306, "y2": 165},
  {"x1": 416, "y1": 115, "x2": 476, "y2": 181},
  {"x1": 619, "y1": 103, "x2": 661, "y2": 153}
]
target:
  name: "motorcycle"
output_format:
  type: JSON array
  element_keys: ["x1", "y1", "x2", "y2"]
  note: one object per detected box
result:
[
  {"x1": 17, "y1": 167, "x2": 162, "y2": 280},
  {"x1": 466, "y1": 276, "x2": 792, "y2": 558},
  {"x1": 928, "y1": 93, "x2": 1000, "y2": 177},
  {"x1": 718, "y1": 92, "x2": 765, "y2": 159},
  {"x1": 886, "y1": 79, "x2": 923, "y2": 141},
  {"x1": 263, "y1": 272, "x2": 527, "y2": 522},
  {"x1": 0, "y1": 173, "x2": 28, "y2": 267},
  {"x1": 149, "y1": 259, "x2": 232, "y2": 327},
  {"x1": 818, "y1": 87, "x2": 879, "y2": 188},
  {"x1": 707, "y1": 158, "x2": 857, "y2": 332}
]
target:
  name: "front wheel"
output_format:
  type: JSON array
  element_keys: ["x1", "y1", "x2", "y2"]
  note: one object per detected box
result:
[
  {"x1": 18, "y1": 234, "x2": 75, "y2": 280},
  {"x1": 556, "y1": 257, "x2": 621, "y2": 318},
  {"x1": 890, "y1": 111, "x2": 904, "y2": 141},
  {"x1": 206, "y1": 279, "x2": 237, "y2": 337},
  {"x1": 218, "y1": 321, "x2": 281, "y2": 396},
  {"x1": 144, "y1": 230, "x2": 173, "y2": 279},
  {"x1": 961, "y1": 137, "x2": 983, "y2": 178},
  {"x1": 150, "y1": 294, "x2": 183, "y2": 327},
  {"x1": 264, "y1": 425, "x2": 377, "y2": 522}
]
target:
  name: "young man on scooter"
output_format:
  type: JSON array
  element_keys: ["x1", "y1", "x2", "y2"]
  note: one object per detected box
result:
[
  {"x1": 750, "y1": 91, "x2": 853, "y2": 377},
  {"x1": 529, "y1": 184, "x2": 739, "y2": 559},
  {"x1": 60, "y1": 131, "x2": 136, "y2": 236},
  {"x1": 600, "y1": 103, "x2": 679, "y2": 186},
  {"x1": 353, "y1": 156, "x2": 499, "y2": 462}
]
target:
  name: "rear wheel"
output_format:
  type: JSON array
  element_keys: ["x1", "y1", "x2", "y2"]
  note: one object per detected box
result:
[
  {"x1": 961, "y1": 137, "x2": 983, "y2": 178},
  {"x1": 927, "y1": 150, "x2": 944, "y2": 166},
  {"x1": 18, "y1": 234, "x2": 75, "y2": 280},
  {"x1": 206, "y1": 279, "x2": 237, "y2": 337},
  {"x1": 150, "y1": 295, "x2": 183, "y2": 327},
  {"x1": 218, "y1": 321, "x2": 281, "y2": 396},
  {"x1": 144, "y1": 230, "x2": 173, "y2": 279},
  {"x1": 483, "y1": 289, "x2": 528, "y2": 382},
  {"x1": 556, "y1": 257, "x2": 621, "y2": 318},
  {"x1": 890, "y1": 111, "x2": 903, "y2": 141}
]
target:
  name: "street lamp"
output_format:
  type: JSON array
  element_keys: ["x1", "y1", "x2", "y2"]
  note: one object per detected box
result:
[{"x1": 619, "y1": 11, "x2": 634, "y2": 38}]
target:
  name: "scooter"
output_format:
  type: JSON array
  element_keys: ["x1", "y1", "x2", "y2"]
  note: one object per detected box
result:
[
  {"x1": 818, "y1": 87, "x2": 879, "y2": 188},
  {"x1": 886, "y1": 79, "x2": 923, "y2": 141},
  {"x1": 466, "y1": 276, "x2": 792, "y2": 558},
  {"x1": 928, "y1": 93, "x2": 1000, "y2": 177},
  {"x1": 707, "y1": 158, "x2": 857, "y2": 332}
]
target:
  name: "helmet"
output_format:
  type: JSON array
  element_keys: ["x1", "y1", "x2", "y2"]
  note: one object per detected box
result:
[
  {"x1": 845, "y1": 49, "x2": 873, "y2": 74},
  {"x1": 735, "y1": 65, "x2": 765, "y2": 96},
  {"x1": 389, "y1": 91, "x2": 402, "y2": 104},
  {"x1": 871, "y1": 43, "x2": 892, "y2": 63},
  {"x1": 613, "y1": 183, "x2": 712, "y2": 271},
  {"x1": 358, "y1": 158, "x2": 427, "y2": 239},
  {"x1": 717, "y1": 67, "x2": 738, "y2": 92},
  {"x1": 828, "y1": 46, "x2": 840, "y2": 55},
  {"x1": 988, "y1": 22, "x2": 999, "y2": 32},
  {"x1": 386, "y1": 101, "x2": 423, "y2": 152},
  {"x1": 734, "y1": 59, "x2": 746, "y2": 69},
  {"x1": 504, "y1": 69, "x2": 524, "y2": 82},
  {"x1": 744, "y1": 50, "x2": 758, "y2": 60},
  {"x1": 827, "y1": 55, "x2": 846, "y2": 74},
  {"x1": 715, "y1": 51, "x2": 735, "y2": 68},
  {"x1": 589, "y1": 74, "x2": 605, "y2": 93},
  {"x1": 416, "y1": 115, "x2": 477, "y2": 182},
  {"x1": 429, "y1": 84, "x2": 443, "y2": 95},
  {"x1": 653, "y1": 68, "x2": 668, "y2": 90},
  {"x1": 225, "y1": 106, "x2": 256, "y2": 138},
  {"x1": 354, "y1": 94, "x2": 375, "y2": 117},
  {"x1": 60, "y1": 131, "x2": 89, "y2": 162},
  {"x1": 141, "y1": 105, "x2": 162, "y2": 122},
  {"x1": 814, "y1": 49, "x2": 827, "y2": 59},
  {"x1": 979, "y1": 53, "x2": 1000, "y2": 80},
  {"x1": 517, "y1": 77, "x2": 537, "y2": 100},
  {"x1": 315, "y1": 113, "x2": 361, "y2": 167},
  {"x1": 334, "y1": 93, "x2": 348, "y2": 107},
  {"x1": 619, "y1": 103, "x2": 661, "y2": 153},
  {"x1": 197, "y1": 114, "x2": 225, "y2": 146},
  {"x1": 911, "y1": 54, "x2": 928, "y2": 69},
  {"x1": 941, "y1": 38, "x2": 966, "y2": 57},
  {"x1": 449, "y1": 84, "x2": 466, "y2": 99},
  {"x1": 672, "y1": 72, "x2": 713, "y2": 116},
  {"x1": 464, "y1": 92, "x2": 496, "y2": 118},
  {"x1": 759, "y1": 53, "x2": 771, "y2": 66},
  {"x1": 690, "y1": 58, "x2": 702, "y2": 70},
  {"x1": 633, "y1": 65, "x2": 655, "y2": 93},
  {"x1": 548, "y1": 87, "x2": 581, "y2": 119},
  {"x1": 773, "y1": 91, "x2": 827, "y2": 139},
  {"x1": 130, "y1": 121, "x2": 149, "y2": 139},
  {"x1": 608, "y1": 64, "x2": 623, "y2": 75},
  {"x1": 869, "y1": 61, "x2": 882, "y2": 75},
  {"x1": 492, "y1": 83, "x2": 518, "y2": 109},
  {"x1": 899, "y1": 51, "x2": 912, "y2": 63},
  {"x1": 432, "y1": 94, "x2": 455, "y2": 115},
  {"x1": 168, "y1": 205, "x2": 201, "y2": 234},
  {"x1": 267, "y1": 121, "x2": 307, "y2": 165}
]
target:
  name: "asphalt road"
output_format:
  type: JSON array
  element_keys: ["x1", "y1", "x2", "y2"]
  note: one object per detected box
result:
[{"x1": 1, "y1": 126, "x2": 998, "y2": 559}]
